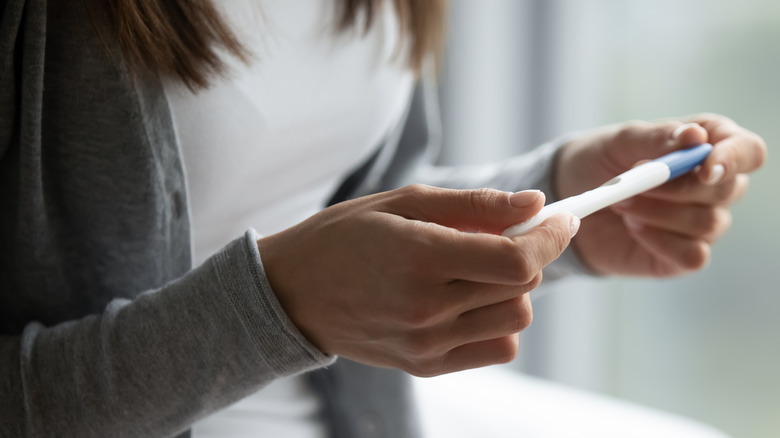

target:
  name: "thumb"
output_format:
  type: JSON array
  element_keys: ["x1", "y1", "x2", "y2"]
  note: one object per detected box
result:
[
  {"x1": 609, "y1": 121, "x2": 709, "y2": 168},
  {"x1": 386, "y1": 185, "x2": 546, "y2": 235}
]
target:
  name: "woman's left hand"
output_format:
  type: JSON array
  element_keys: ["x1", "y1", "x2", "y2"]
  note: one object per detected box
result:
[{"x1": 556, "y1": 113, "x2": 767, "y2": 277}]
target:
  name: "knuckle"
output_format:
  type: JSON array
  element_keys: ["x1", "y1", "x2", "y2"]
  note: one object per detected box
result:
[
  {"x1": 507, "y1": 297, "x2": 534, "y2": 332},
  {"x1": 400, "y1": 183, "x2": 434, "y2": 199},
  {"x1": 506, "y1": 246, "x2": 535, "y2": 284},
  {"x1": 693, "y1": 112, "x2": 730, "y2": 125},
  {"x1": 682, "y1": 241, "x2": 711, "y2": 271},
  {"x1": 613, "y1": 120, "x2": 645, "y2": 143},
  {"x1": 712, "y1": 179, "x2": 738, "y2": 203},
  {"x1": 655, "y1": 121, "x2": 679, "y2": 143},
  {"x1": 711, "y1": 209, "x2": 732, "y2": 237},
  {"x1": 472, "y1": 187, "x2": 504, "y2": 204},
  {"x1": 732, "y1": 174, "x2": 750, "y2": 202},
  {"x1": 404, "y1": 334, "x2": 437, "y2": 360},
  {"x1": 696, "y1": 209, "x2": 722, "y2": 236},
  {"x1": 694, "y1": 207, "x2": 732, "y2": 238},
  {"x1": 497, "y1": 235, "x2": 519, "y2": 255},
  {"x1": 748, "y1": 132, "x2": 768, "y2": 169},
  {"x1": 465, "y1": 188, "x2": 504, "y2": 218},
  {"x1": 400, "y1": 300, "x2": 441, "y2": 328},
  {"x1": 497, "y1": 239, "x2": 533, "y2": 283},
  {"x1": 492, "y1": 336, "x2": 520, "y2": 364},
  {"x1": 404, "y1": 358, "x2": 444, "y2": 378},
  {"x1": 520, "y1": 273, "x2": 543, "y2": 294}
]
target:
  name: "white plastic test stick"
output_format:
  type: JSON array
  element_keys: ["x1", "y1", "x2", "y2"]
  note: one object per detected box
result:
[{"x1": 502, "y1": 143, "x2": 714, "y2": 237}]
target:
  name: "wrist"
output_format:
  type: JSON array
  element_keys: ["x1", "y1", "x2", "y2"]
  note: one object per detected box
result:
[{"x1": 553, "y1": 139, "x2": 582, "y2": 201}]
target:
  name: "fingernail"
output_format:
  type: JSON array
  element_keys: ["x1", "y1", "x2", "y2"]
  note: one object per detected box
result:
[
  {"x1": 672, "y1": 122, "x2": 702, "y2": 142},
  {"x1": 705, "y1": 164, "x2": 725, "y2": 185},
  {"x1": 510, "y1": 190, "x2": 543, "y2": 207},
  {"x1": 569, "y1": 215, "x2": 581, "y2": 237}
]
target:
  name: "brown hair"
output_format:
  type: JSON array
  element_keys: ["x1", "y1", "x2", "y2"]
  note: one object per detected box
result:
[{"x1": 86, "y1": 0, "x2": 447, "y2": 90}]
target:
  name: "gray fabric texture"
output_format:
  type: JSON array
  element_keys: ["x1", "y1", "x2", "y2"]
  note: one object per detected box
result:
[
  {"x1": 1, "y1": 2, "x2": 330, "y2": 437},
  {"x1": 1, "y1": 1, "x2": 589, "y2": 437}
]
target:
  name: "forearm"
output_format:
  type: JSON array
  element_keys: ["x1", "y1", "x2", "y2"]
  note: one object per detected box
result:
[
  {"x1": 409, "y1": 140, "x2": 562, "y2": 197},
  {"x1": 1, "y1": 230, "x2": 332, "y2": 437}
]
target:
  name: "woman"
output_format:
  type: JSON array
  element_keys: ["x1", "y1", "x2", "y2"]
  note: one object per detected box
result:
[{"x1": 0, "y1": 0, "x2": 766, "y2": 437}]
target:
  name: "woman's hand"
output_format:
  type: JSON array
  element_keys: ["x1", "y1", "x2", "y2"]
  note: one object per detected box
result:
[
  {"x1": 557, "y1": 113, "x2": 767, "y2": 277},
  {"x1": 258, "y1": 185, "x2": 579, "y2": 377}
]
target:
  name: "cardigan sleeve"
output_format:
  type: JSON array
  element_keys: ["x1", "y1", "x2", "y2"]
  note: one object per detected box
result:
[
  {"x1": 0, "y1": 230, "x2": 333, "y2": 437},
  {"x1": 1, "y1": 2, "x2": 332, "y2": 435},
  {"x1": 1, "y1": 0, "x2": 30, "y2": 160}
]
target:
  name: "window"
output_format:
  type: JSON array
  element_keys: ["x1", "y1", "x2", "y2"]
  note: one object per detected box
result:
[{"x1": 439, "y1": 1, "x2": 780, "y2": 436}]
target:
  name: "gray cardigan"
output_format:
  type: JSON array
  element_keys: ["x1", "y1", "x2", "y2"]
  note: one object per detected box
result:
[{"x1": 0, "y1": 1, "x2": 585, "y2": 437}]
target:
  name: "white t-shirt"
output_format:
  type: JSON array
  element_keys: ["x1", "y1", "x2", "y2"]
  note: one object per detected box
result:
[{"x1": 163, "y1": 0, "x2": 414, "y2": 436}]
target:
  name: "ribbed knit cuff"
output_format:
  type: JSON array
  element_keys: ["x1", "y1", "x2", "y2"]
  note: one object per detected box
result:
[{"x1": 213, "y1": 229, "x2": 335, "y2": 377}]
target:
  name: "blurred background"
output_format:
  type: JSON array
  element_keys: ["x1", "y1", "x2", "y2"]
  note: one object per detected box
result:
[{"x1": 436, "y1": 0, "x2": 780, "y2": 437}]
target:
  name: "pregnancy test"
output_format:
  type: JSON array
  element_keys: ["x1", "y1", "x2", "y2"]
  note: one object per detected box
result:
[{"x1": 502, "y1": 143, "x2": 714, "y2": 237}]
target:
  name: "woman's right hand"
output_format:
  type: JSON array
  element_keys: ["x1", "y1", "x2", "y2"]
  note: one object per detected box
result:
[{"x1": 257, "y1": 185, "x2": 578, "y2": 377}]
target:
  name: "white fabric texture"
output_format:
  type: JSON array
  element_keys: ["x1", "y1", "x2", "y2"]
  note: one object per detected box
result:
[
  {"x1": 164, "y1": 1, "x2": 413, "y2": 437},
  {"x1": 166, "y1": 0, "x2": 414, "y2": 265}
]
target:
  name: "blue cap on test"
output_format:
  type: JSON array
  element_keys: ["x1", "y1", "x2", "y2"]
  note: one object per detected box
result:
[{"x1": 653, "y1": 143, "x2": 713, "y2": 180}]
